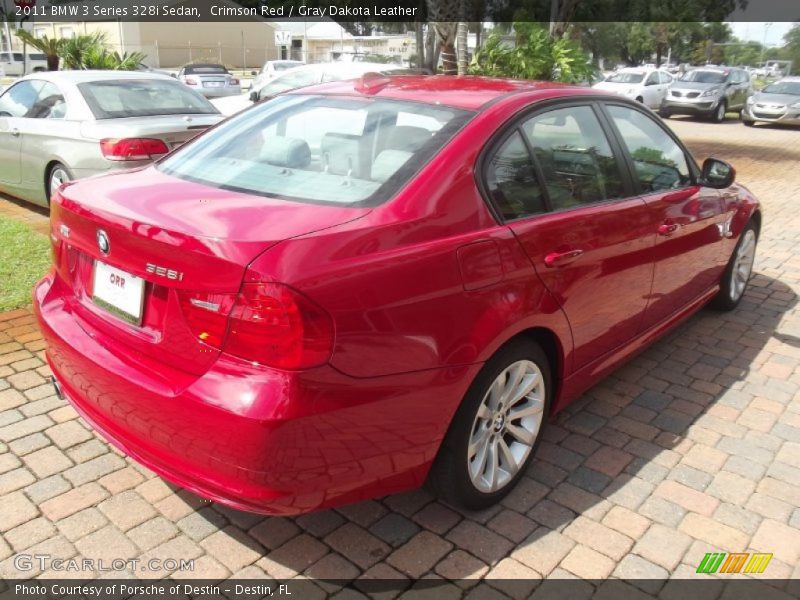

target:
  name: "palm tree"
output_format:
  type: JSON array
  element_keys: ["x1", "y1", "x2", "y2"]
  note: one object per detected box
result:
[{"x1": 15, "y1": 30, "x2": 63, "y2": 71}]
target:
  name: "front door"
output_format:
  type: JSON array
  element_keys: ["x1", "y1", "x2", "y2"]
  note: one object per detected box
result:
[
  {"x1": 603, "y1": 103, "x2": 728, "y2": 326},
  {"x1": 483, "y1": 103, "x2": 657, "y2": 370},
  {"x1": 0, "y1": 80, "x2": 44, "y2": 185}
]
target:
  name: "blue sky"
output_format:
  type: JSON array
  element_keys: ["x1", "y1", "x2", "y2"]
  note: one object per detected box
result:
[{"x1": 728, "y1": 22, "x2": 797, "y2": 46}]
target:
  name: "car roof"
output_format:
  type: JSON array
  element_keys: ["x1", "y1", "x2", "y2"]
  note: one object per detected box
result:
[
  {"x1": 287, "y1": 74, "x2": 591, "y2": 111},
  {"x1": 20, "y1": 70, "x2": 175, "y2": 84}
]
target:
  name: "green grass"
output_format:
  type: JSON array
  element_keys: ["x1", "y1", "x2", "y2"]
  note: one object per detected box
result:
[{"x1": 0, "y1": 216, "x2": 52, "y2": 311}]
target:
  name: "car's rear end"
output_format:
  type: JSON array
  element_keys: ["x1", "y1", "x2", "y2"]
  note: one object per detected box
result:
[
  {"x1": 68, "y1": 76, "x2": 223, "y2": 179},
  {"x1": 181, "y1": 65, "x2": 241, "y2": 98},
  {"x1": 34, "y1": 89, "x2": 477, "y2": 514}
]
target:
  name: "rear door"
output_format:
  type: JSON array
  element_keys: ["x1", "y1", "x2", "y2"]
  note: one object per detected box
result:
[
  {"x1": 602, "y1": 102, "x2": 728, "y2": 326},
  {"x1": 485, "y1": 103, "x2": 657, "y2": 370}
]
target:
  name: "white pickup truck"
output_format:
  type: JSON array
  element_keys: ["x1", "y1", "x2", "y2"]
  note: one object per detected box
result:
[{"x1": 0, "y1": 50, "x2": 48, "y2": 76}]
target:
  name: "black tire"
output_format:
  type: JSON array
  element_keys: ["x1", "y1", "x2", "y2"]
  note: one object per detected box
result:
[
  {"x1": 428, "y1": 339, "x2": 551, "y2": 510},
  {"x1": 712, "y1": 100, "x2": 727, "y2": 123},
  {"x1": 659, "y1": 108, "x2": 671, "y2": 119},
  {"x1": 46, "y1": 163, "x2": 72, "y2": 204},
  {"x1": 740, "y1": 109, "x2": 755, "y2": 127},
  {"x1": 635, "y1": 96, "x2": 644, "y2": 104},
  {"x1": 710, "y1": 221, "x2": 758, "y2": 311}
]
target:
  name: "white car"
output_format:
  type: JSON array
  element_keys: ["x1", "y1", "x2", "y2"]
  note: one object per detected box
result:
[
  {"x1": 250, "y1": 59, "x2": 305, "y2": 91},
  {"x1": 592, "y1": 67, "x2": 674, "y2": 109},
  {"x1": 1, "y1": 51, "x2": 48, "y2": 76},
  {"x1": 213, "y1": 62, "x2": 419, "y2": 116}
]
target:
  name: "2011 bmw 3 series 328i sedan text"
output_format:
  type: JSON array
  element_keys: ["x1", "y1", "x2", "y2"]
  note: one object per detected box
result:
[{"x1": 34, "y1": 75, "x2": 760, "y2": 515}]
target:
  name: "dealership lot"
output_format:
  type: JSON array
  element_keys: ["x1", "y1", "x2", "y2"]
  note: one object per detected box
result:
[{"x1": 0, "y1": 118, "x2": 798, "y2": 592}]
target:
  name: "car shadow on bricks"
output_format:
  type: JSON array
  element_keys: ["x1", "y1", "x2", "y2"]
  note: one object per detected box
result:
[{"x1": 172, "y1": 271, "x2": 798, "y2": 590}]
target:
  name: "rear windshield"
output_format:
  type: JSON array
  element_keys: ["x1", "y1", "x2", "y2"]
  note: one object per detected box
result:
[
  {"x1": 158, "y1": 95, "x2": 472, "y2": 207},
  {"x1": 607, "y1": 72, "x2": 644, "y2": 84},
  {"x1": 184, "y1": 65, "x2": 228, "y2": 75},
  {"x1": 679, "y1": 70, "x2": 727, "y2": 84},
  {"x1": 78, "y1": 79, "x2": 219, "y2": 119}
]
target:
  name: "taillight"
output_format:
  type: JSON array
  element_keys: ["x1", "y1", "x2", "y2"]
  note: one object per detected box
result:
[
  {"x1": 229, "y1": 78, "x2": 240, "y2": 85},
  {"x1": 178, "y1": 283, "x2": 334, "y2": 370},
  {"x1": 100, "y1": 138, "x2": 170, "y2": 161},
  {"x1": 185, "y1": 77, "x2": 198, "y2": 85}
]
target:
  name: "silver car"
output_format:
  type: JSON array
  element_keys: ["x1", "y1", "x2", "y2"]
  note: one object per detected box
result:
[
  {"x1": 660, "y1": 67, "x2": 752, "y2": 122},
  {"x1": 0, "y1": 71, "x2": 223, "y2": 207},
  {"x1": 177, "y1": 63, "x2": 241, "y2": 98},
  {"x1": 742, "y1": 76, "x2": 800, "y2": 126}
]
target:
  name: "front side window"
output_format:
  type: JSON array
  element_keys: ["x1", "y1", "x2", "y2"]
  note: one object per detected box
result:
[
  {"x1": 607, "y1": 105, "x2": 692, "y2": 193},
  {"x1": 521, "y1": 106, "x2": 626, "y2": 210},
  {"x1": 158, "y1": 95, "x2": 472, "y2": 206},
  {"x1": 78, "y1": 79, "x2": 218, "y2": 119},
  {"x1": 0, "y1": 80, "x2": 44, "y2": 117}
]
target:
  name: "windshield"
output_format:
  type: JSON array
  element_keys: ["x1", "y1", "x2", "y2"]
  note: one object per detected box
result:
[
  {"x1": 607, "y1": 72, "x2": 644, "y2": 84},
  {"x1": 78, "y1": 79, "x2": 219, "y2": 119},
  {"x1": 158, "y1": 95, "x2": 472, "y2": 206},
  {"x1": 679, "y1": 70, "x2": 727, "y2": 84},
  {"x1": 763, "y1": 81, "x2": 800, "y2": 95},
  {"x1": 274, "y1": 62, "x2": 302, "y2": 71}
]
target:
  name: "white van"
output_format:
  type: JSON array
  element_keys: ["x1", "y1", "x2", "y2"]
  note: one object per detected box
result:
[{"x1": 0, "y1": 51, "x2": 48, "y2": 76}]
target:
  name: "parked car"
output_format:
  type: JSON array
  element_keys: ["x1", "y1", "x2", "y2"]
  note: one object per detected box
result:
[
  {"x1": 177, "y1": 63, "x2": 241, "y2": 98},
  {"x1": 0, "y1": 71, "x2": 223, "y2": 206},
  {"x1": 35, "y1": 75, "x2": 760, "y2": 515},
  {"x1": 592, "y1": 67, "x2": 673, "y2": 109},
  {"x1": 250, "y1": 59, "x2": 305, "y2": 93},
  {"x1": 660, "y1": 66, "x2": 752, "y2": 122},
  {"x1": 214, "y1": 61, "x2": 422, "y2": 116},
  {"x1": 136, "y1": 62, "x2": 174, "y2": 78},
  {"x1": 741, "y1": 76, "x2": 800, "y2": 126},
  {"x1": 0, "y1": 50, "x2": 47, "y2": 76}
]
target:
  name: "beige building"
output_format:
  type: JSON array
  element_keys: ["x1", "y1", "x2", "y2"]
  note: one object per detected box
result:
[{"x1": 22, "y1": 19, "x2": 278, "y2": 68}]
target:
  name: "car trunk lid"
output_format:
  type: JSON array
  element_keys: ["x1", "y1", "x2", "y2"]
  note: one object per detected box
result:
[
  {"x1": 81, "y1": 114, "x2": 223, "y2": 151},
  {"x1": 50, "y1": 167, "x2": 370, "y2": 375}
]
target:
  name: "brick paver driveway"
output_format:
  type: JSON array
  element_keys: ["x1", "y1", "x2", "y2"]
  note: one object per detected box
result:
[{"x1": 1, "y1": 118, "x2": 799, "y2": 595}]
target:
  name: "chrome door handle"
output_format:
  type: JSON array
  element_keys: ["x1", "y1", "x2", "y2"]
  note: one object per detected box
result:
[
  {"x1": 544, "y1": 249, "x2": 584, "y2": 268},
  {"x1": 10, "y1": 129, "x2": 20, "y2": 137}
]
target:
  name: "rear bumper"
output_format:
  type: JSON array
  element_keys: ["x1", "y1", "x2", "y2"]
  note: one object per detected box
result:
[
  {"x1": 34, "y1": 273, "x2": 477, "y2": 514},
  {"x1": 196, "y1": 87, "x2": 242, "y2": 98}
]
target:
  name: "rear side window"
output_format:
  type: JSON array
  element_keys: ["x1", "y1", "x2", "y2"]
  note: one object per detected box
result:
[
  {"x1": 78, "y1": 79, "x2": 219, "y2": 119},
  {"x1": 485, "y1": 131, "x2": 546, "y2": 221},
  {"x1": 607, "y1": 105, "x2": 692, "y2": 193},
  {"x1": 521, "y1": 106, "x2": 626, "y2": 210}
]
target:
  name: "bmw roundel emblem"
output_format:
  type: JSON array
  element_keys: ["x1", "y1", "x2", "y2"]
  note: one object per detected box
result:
[{"x1": 96, "y1": 230, "x2": 110, "y2": 255}]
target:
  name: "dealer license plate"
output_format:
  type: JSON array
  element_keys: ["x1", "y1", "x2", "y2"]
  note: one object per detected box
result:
[{"x1": 92, "y1": 261, "x2": 145, "y2": 325}]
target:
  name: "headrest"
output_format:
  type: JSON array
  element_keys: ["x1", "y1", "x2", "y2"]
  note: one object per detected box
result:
[
  {"x1": 387, "y1": 126, "x2": 432, "y2": 152},
  {"x1": 371, "y1": 149, "x2": 412, "y2": 183},
  {"x1": 321, "y1": 133, "x2": 362, "y2": 177},
  {"x1": 261, "y1": 137, "x2": 311, "y2": 168}
]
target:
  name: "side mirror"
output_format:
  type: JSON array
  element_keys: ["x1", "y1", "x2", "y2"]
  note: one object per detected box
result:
[
  {"x1": 701, "y1": 158, "x2": 735, "y2": 189},
  {"x1": 249, "y1": 90, "x2": 259, "y2": 102},
  {"x1": 170, "y1": 73, "x2": 177, "y2": 78}
]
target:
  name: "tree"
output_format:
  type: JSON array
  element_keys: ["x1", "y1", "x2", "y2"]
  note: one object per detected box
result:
[
  {"x1": 59, "y1": 32, "x2": 146, "y2": 71},
  {"x1": 14, "y1": 30, "x2": 63, "y2": 71},
  {"x1": 457, "y1": 22, "x2": 468, "y2": 75},
  {"x1": 784, "y1": 24, "x2": 800, "y2": 73}
]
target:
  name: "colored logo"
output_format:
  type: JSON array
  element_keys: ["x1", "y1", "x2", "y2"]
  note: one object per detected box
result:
[{"x1": 696, "y1": 552, "x2": 772, "y2": 574}]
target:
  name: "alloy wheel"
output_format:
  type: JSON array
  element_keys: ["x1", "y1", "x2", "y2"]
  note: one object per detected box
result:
[
  {"x1": 467, "y1": 360, "x2": 545, "y2": 493},
  {"x1": 730, "y1": 229, "x2": 756, "y2": 302},
  {"x1": 49, "y1": 167, "x2": 70, "y2": 199}
]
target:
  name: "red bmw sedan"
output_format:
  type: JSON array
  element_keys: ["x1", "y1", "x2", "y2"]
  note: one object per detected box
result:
[{"x1": 34, "y1": 75, "x2": 760, "y2": 515}]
